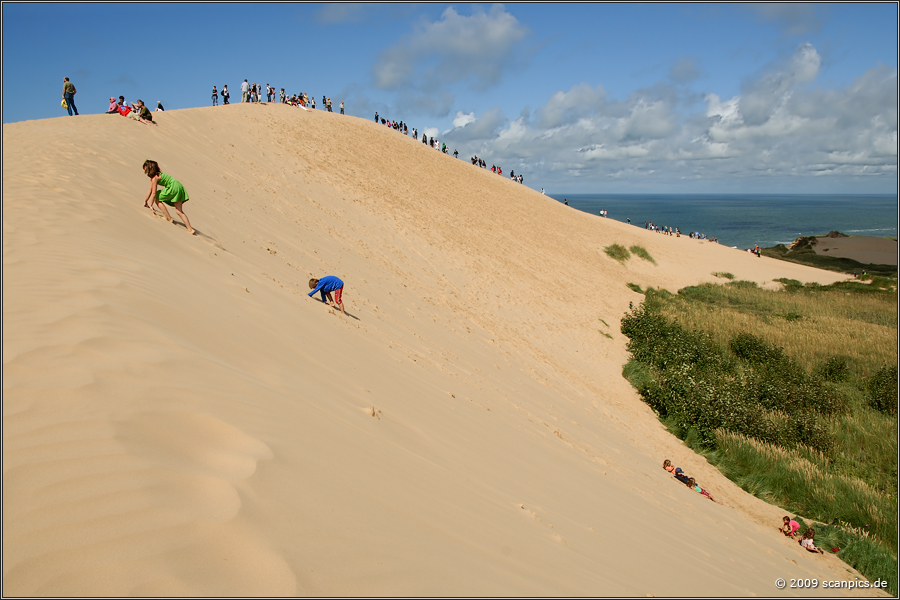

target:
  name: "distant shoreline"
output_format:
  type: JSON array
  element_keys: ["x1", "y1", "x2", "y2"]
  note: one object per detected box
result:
[
  {"x1": 554, "y1": 194, "x2": 897, "y2": 251},
  {"x1": 760, "y1": 233, "x2": 898, "y2": 276},
  {"x1": 808, "y1": 234, "x2": 898, "y2": 267}
]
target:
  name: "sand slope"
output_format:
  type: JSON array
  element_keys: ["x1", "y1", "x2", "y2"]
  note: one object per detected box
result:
[{"x1": 3, "y1": 105, "x2": 883, "y2": 596}]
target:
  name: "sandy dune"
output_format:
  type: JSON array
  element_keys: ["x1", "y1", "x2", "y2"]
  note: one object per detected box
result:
[{"x1": 3, "y1": 105, "x2": 885, "y2": 596}]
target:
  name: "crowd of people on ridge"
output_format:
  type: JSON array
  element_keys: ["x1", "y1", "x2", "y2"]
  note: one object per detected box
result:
[
  {"x1": 62, "y1": 75, "x2": 530, "y2": 186},
  {"x1": 209, "y1": 81, "x2": 345, "y2": 115},
  {"x1": 371, "y1": 111, "x2": 529, "y2": 184}
]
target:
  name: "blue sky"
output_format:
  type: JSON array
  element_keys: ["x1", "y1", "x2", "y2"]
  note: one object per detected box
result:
[{"x1": 3, "y1": 2, "x2": 897, "y2": 193}]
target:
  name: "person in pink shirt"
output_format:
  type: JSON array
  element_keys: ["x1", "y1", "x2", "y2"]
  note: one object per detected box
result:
[{"x1": 782, "y1": 516, "x2": 801, "y2": 537}]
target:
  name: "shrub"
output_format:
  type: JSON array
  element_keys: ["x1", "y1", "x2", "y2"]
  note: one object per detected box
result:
[
  {"x1": 774, "y1": 277, "x2": 803, "y2": 289},
  {"x1": 713, "y1": 272, "x2": 735, "y2": 279},
  {"x1": 604, "y1": 244, "x2": 630, "y2": 262},
  {"x1": 817, "y1": 356, "x2": 850, "y2": 383},
  {"x1": 629, "y1": 245, "x2": 656, "y2": 264},
  {"x1": 867, "y1": 365, "x2": 898, "y2": 415},
  {"x1": 729, "y1": 332, "x2": 785, "y2": 365}
]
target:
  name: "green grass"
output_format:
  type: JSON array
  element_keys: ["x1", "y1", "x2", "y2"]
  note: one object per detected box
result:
[
  {"x1": 620, "y1": 280, "x2": 897, "y2": 592},
  {"x1": 712, "y1": 272, "x2": 735, "y2": 279},
  {"x1": 629, "y1": 245, "x2": 656, "y2": 264},
  {"x1": 604, "y1": 243, "x2": 630, "y2": 262}
]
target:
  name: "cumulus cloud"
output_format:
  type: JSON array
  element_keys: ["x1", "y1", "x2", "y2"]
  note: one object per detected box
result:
[
  {"x1": 442, "y1": 107, "x2": 508, "y2": 143},
  {"x1": 437, "y1": 42, "x2": 896, "y2": 192},
  {"x1": 373, "y1": 5, "x2": 531, "y2": 100},
  {"x1": 746, "y1": 3, "x2": 822, "y2": 37},
  {"x1": 535, "y1": 83, "x2": 606, "y2": 129},
  {"x1": 451, "y1": 111, "x2": 476, "y2": 129},
  {"x1": 741, "y1": 42, "x2": 821, "y2": 125}
]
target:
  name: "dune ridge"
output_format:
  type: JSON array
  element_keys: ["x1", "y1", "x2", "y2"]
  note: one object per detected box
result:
[{"x1": 3, "y1": 104, "x2": 882, "y2": 596}]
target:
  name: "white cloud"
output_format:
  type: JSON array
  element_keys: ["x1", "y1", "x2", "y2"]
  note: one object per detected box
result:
[
  {"x1": 373, "y1": 5, "x2": 531, "y2": 99},
  {"x1": 434, "y1": 42, "x2": 895, "y2": 192},
  {"x1": 451, "y1": 111, "x2": 476, "y2": 128},
  {"x1": 746, "y1": 3, "x2": 822, "y2": 37},
  {"x1": 536, "y1": 83, "x2": 606, "y2": 129}
]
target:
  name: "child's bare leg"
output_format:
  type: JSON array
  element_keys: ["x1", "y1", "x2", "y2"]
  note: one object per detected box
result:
[
  {"x1": 324, "y1": 291, "x2": 334, "y2": 306},
  {"x1": 155, "y1": 200, "x2": 173, "y2": 222},
  {"x1": 338, "y1": 301, "x2": 346, "y2": 315},
  {"x1": 174, "y1": 201, "x2": 195, "y2": 234}
]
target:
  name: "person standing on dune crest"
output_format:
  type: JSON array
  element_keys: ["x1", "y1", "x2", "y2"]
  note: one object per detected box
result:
[{"x1": 62, "y1": 77, "x2": 78, "y2": 116}]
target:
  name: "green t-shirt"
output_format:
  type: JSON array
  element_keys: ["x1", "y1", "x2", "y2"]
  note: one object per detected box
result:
[{"x1": 63, "y1": 82, "x2": 75, "y2": 95}]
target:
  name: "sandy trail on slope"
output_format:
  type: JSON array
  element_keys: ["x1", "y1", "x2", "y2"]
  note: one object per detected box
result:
[{"x1": 3, "y1": 105, "x2": 885, "y2": 596}]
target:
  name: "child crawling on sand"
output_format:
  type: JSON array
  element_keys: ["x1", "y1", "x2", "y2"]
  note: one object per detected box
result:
[
  {"x1": 309, "y1": 276, "x2": 346, "y2": 315},
  {"x1": 782, "y1": 516, "x2": 801, "y2": 537},
  {"x1": 141, "y1": 160, "x2": 195, "y2": 235}
]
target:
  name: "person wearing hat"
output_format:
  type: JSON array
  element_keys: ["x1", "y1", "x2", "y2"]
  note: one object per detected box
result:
[{"x1": 106, "y1": 97, "x2": 120, "y2": 114}]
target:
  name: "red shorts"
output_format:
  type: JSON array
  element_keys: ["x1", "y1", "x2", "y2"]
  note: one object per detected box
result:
[{"x1": 333, "y1": 286, "x2": 343, "y2": 304}]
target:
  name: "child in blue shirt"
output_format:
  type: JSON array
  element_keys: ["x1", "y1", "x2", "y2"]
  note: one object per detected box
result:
[{"x1": 309, "y1": 276, "x2": 346, "y2": 315}]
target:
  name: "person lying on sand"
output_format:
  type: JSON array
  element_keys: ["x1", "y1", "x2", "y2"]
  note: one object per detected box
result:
[
  {"x1": 782, "y1": 516, "x2": 800, "y2": 537},
  {"x1": 141, "y1": 160, "x2": 195, "y2": 235},
  {"x1": 309, "y1": 276, "x2": 346, "y2": 315},
  {"x1": 799, "y1": 529, "x2": 824, "y2": 554},
  {"x1": 686, "y1": 477, "x2": 722, "y2": 504},
  {"x1": 663, "y1": 459, "x2": 691, "y2": 484}
]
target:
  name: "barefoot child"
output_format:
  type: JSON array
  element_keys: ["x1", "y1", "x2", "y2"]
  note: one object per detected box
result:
[
  {"x1": 782, "y1": 516, "x2": 800, "y2": 537},
  {"x1": 686, "y1": 477, "x2": 722, "y2": 504},
  {"x1": 309, "y1": 276, "x2": 346, "y2": 315},
  {"x1": 141, "y1": 160, "x2": 195, "y2": 235}
]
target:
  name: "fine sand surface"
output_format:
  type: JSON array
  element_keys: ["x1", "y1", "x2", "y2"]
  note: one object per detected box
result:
[
  {"x1": 3, "y1": 105, "x2": 886, "y2": 596},
  {"x1": 813, "y1": 236, "x2": 898, "y2": 267}
]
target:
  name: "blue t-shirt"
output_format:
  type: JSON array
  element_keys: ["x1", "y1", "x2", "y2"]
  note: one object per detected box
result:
[{"x1": 309, "y1": 276, "x2": 343, "y2": 301}]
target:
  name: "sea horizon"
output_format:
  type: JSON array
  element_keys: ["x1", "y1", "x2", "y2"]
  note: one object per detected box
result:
[{"x1": 548, "y1": 193, "x2": 898, "y2": 250}]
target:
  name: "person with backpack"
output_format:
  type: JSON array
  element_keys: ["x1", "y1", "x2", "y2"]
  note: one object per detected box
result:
[{"x1": 222, "y1": 85, "x2": 230, "y2": 104}]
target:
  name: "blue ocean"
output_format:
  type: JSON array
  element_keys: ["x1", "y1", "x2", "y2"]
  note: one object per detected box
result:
[{"x1": 551, "y1": 194, "x2": 898, "y2": 250}]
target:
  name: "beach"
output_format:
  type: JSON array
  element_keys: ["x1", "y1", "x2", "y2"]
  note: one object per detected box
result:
[
  {"x1": 2, "y1": 105, "x2": 888, "y2": 596},
  {"x1": 812, "y1": 236, "x2": 898, "y2": 266}
]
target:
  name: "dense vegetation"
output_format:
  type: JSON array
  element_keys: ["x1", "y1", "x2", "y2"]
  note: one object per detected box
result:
[{"x1": 620, "y1": 278, "x2": 897, "y2": 593}]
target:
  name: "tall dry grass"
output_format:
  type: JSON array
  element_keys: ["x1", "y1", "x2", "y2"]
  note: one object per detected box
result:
[{"x1": 658, "y1": 282, "x2": 897, "y2": 380}]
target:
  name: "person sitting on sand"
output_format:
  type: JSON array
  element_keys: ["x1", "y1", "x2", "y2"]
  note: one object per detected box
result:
[
  {"x1": 126, "y1": 100, "x2": 156, "y2": 125},
  {"x1": 105, "y1": 97, "x2": 120, "y2": 114},
  {"x1": 135, "y1": 100, "x2": 156, "y2": 125},
  {"x1": 141, "y1": 160, "x2": 195, "y2": 235},
  {"x1": 309, "y1": 276, "x2": 346, "y2": 315},
  {"x1": 686, "y1": 477, "x2": 721, "y2": 504},
  {"x1": 799, "y1": 529, "x2": 824, "y2": 554},
  {"x1": 782, "y1": 516, "x2": 800, "y2": 537}
]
